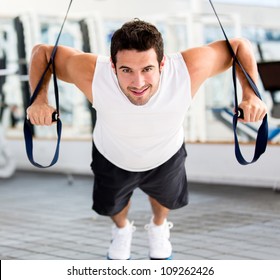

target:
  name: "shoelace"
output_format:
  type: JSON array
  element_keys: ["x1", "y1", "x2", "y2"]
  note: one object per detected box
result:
[
  {"x1": 112, "y1": 221, "x2": 136, "y2": 247},
  {"x1": 145, "y1": 221, "x2": 173, "y2": 238}
]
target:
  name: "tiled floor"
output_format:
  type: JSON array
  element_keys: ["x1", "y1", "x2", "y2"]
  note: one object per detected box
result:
[{"x1": 1, "y1": 171, "x2": 280, "y2": 260}]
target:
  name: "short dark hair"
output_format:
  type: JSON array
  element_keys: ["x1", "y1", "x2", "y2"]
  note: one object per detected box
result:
[{"x1": 110, "y1": 19, "x2": 164, "y2": 66}]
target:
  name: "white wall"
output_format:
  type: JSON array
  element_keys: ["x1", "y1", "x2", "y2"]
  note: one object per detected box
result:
[
  {"x1": 1, "y1": 0, "x2": 280, "y2": 29},
  {"x1": 1, "y1": 0, "x2": 279, "y2": 34},
  {"x1": 0, "y1": 0, "x2": 191, "y2": 18}
]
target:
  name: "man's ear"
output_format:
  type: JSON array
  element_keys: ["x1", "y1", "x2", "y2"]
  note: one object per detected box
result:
[
  {"x1": 160, "y1": 56, "x2": 166, "y2": 72},
  {"x1": 110, "y1": 57, "x2": 117, "y2": 74}
]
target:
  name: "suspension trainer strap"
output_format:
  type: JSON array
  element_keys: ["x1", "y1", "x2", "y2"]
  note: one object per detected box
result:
[
  {"x1": 209, "y1": 0, "x2": 268, "y2": 165},
  {"x1": 24, "y1": 0, "x2": 73, "y2": 168}
]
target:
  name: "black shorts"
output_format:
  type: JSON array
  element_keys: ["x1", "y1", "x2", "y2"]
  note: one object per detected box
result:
[{"x1": 90, "y1": 142, "x2": 188, "y2": 216}]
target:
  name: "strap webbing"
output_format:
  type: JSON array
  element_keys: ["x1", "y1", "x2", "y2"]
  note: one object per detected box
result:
[
  {"x1": 24, "y1": 0, "x2": 73, "y2": 168},
  {"x1": 209, "y1": 0, "x2": 268, "y2": 165}
]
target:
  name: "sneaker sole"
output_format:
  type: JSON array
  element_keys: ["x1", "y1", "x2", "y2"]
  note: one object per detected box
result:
[
  {"x1": 107, "y1": 255, "x2": 131, "y2": 260},
  {"x1": 150, "y1": 255, "x2": 173, "y2": 260}
]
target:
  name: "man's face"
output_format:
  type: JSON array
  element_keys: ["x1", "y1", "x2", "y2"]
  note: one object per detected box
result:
[{"x1": 112, "y1": 48, "x2": 165, "y2": 106}]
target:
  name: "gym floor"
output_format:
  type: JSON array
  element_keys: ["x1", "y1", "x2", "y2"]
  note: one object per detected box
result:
[{"x1": 0, "y1": 170, "x2": 280, "y2": 260}]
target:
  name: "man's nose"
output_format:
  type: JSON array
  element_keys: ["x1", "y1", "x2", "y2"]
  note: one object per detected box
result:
[{"x1": 132, "y1": 72, "x2": 145, "y2": 88}]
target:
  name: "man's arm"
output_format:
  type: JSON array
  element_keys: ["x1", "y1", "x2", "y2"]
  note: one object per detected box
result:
[
  {"x1": 181, "y1": 38, "x2": 267, "y2": 123},
  {"x1": 27, "y1": 44, "x2": 97, "y2": 125}
]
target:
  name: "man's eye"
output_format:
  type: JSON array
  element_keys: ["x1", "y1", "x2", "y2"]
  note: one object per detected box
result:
[
  {"x1": 143, "y1": 67, "x2": 153, "y2": 72},
  {"x1": 122, "y1": 68, "x2": 131, "y2": 73}
]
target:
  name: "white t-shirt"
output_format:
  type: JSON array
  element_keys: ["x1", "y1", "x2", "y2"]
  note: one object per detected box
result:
[{"x1": 92, "y1": 52, "x2": 192, "y2": 171}]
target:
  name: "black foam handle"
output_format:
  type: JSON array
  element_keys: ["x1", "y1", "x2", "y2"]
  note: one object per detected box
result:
[
  {"x1": 52, "y1": 111, "x2": 58, "y2": 122},
  {"x1": 237, "y1": 108, "x2": 244, "y2": 119}
]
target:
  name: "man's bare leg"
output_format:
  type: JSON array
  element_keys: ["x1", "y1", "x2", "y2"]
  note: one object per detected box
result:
[
  {"x1": 111, "y1": 200, "x2": 131, "y2": 228},
  {"x1": 149, "y1": 196, "x2": 170, "y2": 225}
]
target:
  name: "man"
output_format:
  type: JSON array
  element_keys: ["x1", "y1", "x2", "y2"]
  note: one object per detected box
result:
[{"x1": 27, "y1": 19, "x2": 267, "y2": 260}]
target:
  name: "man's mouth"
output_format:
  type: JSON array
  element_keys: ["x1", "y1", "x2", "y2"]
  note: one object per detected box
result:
[{"x1": 129, "y1": 86, "x2": 149, "y2": 96}]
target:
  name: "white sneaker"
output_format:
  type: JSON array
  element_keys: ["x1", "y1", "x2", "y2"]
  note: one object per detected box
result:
[
  {"x1": 107, "y1": 220, "x2": 136, "y2": 260},
  {"x1": 145, "y1": 218, "x2": 173, "y2": 260}
]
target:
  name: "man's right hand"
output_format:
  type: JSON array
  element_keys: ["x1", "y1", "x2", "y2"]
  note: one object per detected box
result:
[{"x1": 26, "y1": 103, "x2": 56, "y2": 126}]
